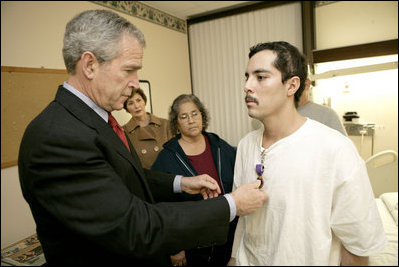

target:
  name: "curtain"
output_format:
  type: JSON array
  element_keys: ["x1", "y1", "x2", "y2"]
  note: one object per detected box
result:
[{"x1": 188, "y1": 2, "x2": 302, "y2": 146}]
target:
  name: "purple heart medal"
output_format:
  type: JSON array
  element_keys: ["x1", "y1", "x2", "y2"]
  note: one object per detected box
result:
[
  {"x1": 256, "y1": 148, "x2": 266, "y2": 189},
  {"x1": 256, "y1": 164, "x2": 264, "y2": 189}
]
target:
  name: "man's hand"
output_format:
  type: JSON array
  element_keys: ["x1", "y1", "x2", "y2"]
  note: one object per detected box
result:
[
  {"x1": 170, "y1": 250, "x2": 186, "y2": 266},
  {"x1": 231, "y1": 180, "x2": 268, "y2": 216},
  {"x1": 181, "y1": 174, "x2": 221, "y2": 199},
  {"x1": 227, "y1": 257, "x2": 236, "y2": 266}
]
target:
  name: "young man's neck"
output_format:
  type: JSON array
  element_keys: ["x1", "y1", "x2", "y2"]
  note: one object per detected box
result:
[{"x1": 260, "y1": 109, "x2": 306, "y2": 149}]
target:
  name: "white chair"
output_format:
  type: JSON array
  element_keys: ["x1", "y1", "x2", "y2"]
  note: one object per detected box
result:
[{"x1": 366, "y1": 150, "x2": 398, "y2": 197}]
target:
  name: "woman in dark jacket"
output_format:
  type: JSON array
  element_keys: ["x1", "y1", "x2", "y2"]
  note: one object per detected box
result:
[{"x1": 151, "y1": 94, "x2": 237, "y2": 266}]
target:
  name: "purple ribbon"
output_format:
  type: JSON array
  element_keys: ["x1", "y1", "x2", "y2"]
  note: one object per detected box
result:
[{"x1": 256, "y1": 164, "x2": 264, "y2": 176}]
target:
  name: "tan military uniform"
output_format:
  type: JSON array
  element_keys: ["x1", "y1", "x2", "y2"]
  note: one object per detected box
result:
[{"x1": 123, "y1": 113, "x2": 173, "y2": 169}]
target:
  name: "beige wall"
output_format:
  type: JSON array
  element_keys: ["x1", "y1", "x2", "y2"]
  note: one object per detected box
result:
[
  {"x1": 313, "y1": 1, "x2": 398, "y2": 161},
  {"x1": 315, "y1": 1, "x2": 398, "y2": 49},
  {"x1": 1, "y1": 1, "x2": 191, "y2": 120},
  {"x1": 1, "y1": 1, "x2": 191, "y2": 248},
  {"x1": 1, "y1": 166, "x2": 35, "y2": 248}
]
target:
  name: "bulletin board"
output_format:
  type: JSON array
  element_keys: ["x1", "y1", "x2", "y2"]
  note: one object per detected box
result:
[{"x1": 1, "y1": 66, "x2": 68, "y2": 168}]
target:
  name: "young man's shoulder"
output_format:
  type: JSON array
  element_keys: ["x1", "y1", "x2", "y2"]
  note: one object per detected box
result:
[
  {"x1": 237, "y1": 128, "x2": 262, "y2": 148},
  {"x1": 305, "y1": 119, "x2": 352, "y2": 147}
]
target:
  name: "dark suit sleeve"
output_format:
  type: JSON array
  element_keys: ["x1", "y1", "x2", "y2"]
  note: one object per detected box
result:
[
  {"x1": 18, "y1": 109, "x2": 230, "y2": 260},
  {"x1": 143, "y1": 169, "x2": 178, "y2": 202}
]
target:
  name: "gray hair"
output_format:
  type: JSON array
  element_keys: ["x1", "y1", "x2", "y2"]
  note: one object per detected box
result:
[{"x1": 63, "y1": 9, "x2": 146, "y2": 74}]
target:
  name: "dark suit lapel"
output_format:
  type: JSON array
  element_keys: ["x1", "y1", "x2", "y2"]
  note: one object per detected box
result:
[{"x1": 55, "y1": 86, "x2": 147, "y2": 180}]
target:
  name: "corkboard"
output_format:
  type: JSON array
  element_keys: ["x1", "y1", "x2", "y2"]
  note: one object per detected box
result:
[{"x1": 1, "y1": 67, "x2": 68, "y2": 168}]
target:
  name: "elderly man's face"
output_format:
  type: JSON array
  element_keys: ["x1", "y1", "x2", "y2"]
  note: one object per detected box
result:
[{"x1": 92, "y1": 34, "x2": 143, "y2": 112}]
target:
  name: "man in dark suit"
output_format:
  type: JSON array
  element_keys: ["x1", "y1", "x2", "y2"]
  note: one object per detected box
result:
[{"x1": 18, "y1": 9, "x2": 268, "y2": 266}]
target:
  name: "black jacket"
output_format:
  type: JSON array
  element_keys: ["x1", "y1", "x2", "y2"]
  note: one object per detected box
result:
[
  {"x1": 151, "y1": 132, "x2": 237, "y2": 265},
  {"x1": 152, "y1": 132, "x2": 236, "y2": 198},
  {"x1": 18, "y1": 86, "x2": 230, "y2": 266}
]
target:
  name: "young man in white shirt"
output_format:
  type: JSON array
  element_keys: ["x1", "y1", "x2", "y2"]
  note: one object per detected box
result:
[{"x1": 229, "y1": 41, "x2": 386, "y2": 266}]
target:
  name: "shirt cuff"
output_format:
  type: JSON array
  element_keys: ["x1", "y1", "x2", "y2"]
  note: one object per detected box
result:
[
  {"x1": 173, "y1": 175, "x2": 183, "y2": 193},
  {"x1": 224, "y1": 194, "x2": 237, "y2": 222},
  {"x1": 174, "y1": 175, "x2": 236, "y2": 222}
]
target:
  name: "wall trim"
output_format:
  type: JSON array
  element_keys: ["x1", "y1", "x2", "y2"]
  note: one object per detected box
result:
[
  {"x1": 92, "y1": 1, "x2": 187, "y2": 33},
  {"x1": 302, "y1": 1, "x2": 316, "y2": 74},
  {"x1": 187, "y1": 1, "x2": 296, "y2": 25},
  {"x1": 1, "y1": 66, "x2": 67, "y2": 74},
  {"x1": 315, "y1": 1, "x2": 338, "y2": 8},
  {"x1": 313, "y1": 39, "x2": 398, "y2": 63}
]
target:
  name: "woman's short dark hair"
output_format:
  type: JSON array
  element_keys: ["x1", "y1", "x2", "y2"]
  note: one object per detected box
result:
[
  {"x1": 169, "y1": 94, "x2": 209, "y2": 136},
  {"x1": 249, "y1": 41, "x2": 308, "y2": 107},
  {"x1": 123, "y1": 88, "x2": 147, "y2": 111}
]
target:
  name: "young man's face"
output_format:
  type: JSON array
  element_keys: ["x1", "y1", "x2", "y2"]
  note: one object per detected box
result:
[{"x1": 244, "y1": 50, "x2": 289, "y2": 121}]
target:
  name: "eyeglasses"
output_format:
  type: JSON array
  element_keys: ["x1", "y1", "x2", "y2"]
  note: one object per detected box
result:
[{"x1": 178, "y1": 111, "x2": 201, "y2": 122}]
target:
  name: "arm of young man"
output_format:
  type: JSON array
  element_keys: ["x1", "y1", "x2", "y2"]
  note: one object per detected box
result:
[{"x1": 341, "y1": 245, "x2": 369, "y2": 266}]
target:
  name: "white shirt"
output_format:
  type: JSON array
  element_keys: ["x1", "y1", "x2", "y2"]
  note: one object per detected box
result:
[{"x1": 232, "y1": 118, "x2": 386, "y2": 265}]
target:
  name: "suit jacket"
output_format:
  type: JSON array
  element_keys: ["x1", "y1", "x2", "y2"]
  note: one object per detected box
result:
[{"x1": 18, "y1": 86, "x2": 230, "y2": 266}]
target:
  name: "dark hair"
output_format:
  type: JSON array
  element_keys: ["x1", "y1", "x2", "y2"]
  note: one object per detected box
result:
[
  {"x1": 169, "y1": 94, "x2": 209, "y2": 136},
  {"x1": 123, "y1": 88, "x2": 147, "y2": 111},
  {"x1": 249, "y1": 41, "x2": 308, "y2": 107}
]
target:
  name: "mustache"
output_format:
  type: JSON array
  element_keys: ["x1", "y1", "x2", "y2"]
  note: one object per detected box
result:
[{"x1": 245, "y1": 95, "x2": 259, "y2": 104}]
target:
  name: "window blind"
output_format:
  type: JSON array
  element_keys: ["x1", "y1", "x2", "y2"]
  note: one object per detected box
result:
[{"x1": 189, "y1": 2, "x2": 302, "y2": 146}]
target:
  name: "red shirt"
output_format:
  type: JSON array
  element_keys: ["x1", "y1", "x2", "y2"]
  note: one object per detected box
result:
[{"x1": 187, "y1": 135, "x2": 223, "y2": 193}]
